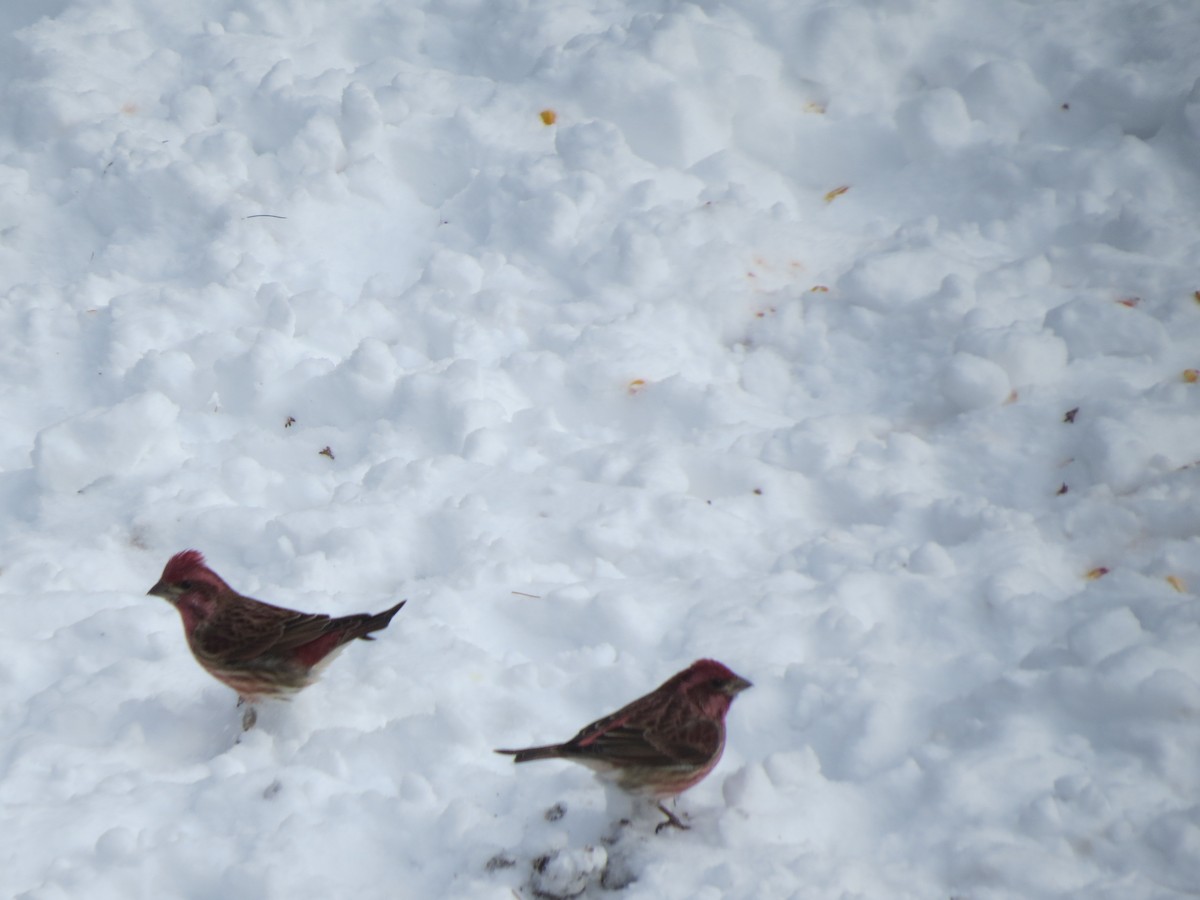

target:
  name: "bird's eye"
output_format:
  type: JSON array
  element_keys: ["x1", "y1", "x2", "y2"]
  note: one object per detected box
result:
[{"x1": 179, "y1": 580, "x2": 194, "y2": 590}]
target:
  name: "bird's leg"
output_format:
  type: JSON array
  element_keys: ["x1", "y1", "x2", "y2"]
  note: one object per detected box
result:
[
  {"x1": 238, "y1": 697, "x2": 258, "y2": 731},
  {"x1": 654, "y1": 801, "x2": 689, "y2": 833}
]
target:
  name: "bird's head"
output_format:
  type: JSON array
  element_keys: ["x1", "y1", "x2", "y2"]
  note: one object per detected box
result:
[
  {"x1": 680, "y1": 658, "x2": 752, "y2": 718},
  {"x1": 147, "y1": 550, "x2": 229, "y2": 626}
]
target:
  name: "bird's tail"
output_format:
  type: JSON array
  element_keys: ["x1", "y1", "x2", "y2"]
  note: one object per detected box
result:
[
  {"x1": 354, "y1": 600, "x2": 406, "y2": 640},
  {"x1": 495, "y1": 744, "x2": 565, "y2": 763}
]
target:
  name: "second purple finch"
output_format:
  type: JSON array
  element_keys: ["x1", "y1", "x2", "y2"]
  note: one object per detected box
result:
[
  {"x1": 497, "y1": 659, "x2": 751, "y2": 831},
  {"x1": 148, "y1": 550, "x2": 405, "y2": 729}
]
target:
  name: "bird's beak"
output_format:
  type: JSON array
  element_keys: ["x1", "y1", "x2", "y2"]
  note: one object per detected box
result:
[
  {"x1": 725, "y1": 676, "x2": 753, "y2": 695},
  {"x1": 147, "y1": 580, "x2": 175, "y2": 601}
]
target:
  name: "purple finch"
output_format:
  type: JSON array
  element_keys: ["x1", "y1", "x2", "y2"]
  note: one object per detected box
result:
[
  {"x1": 148, "y1": 550, "x2": 405, "y2": 729},
  {"x1": 496, "y1": 659, "x2": 751, "y2": 830}
]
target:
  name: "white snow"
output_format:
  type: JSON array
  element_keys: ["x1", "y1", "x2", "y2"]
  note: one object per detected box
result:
[{"x1": 2, "y1": 0, "x2": 1199, "y2": 898}]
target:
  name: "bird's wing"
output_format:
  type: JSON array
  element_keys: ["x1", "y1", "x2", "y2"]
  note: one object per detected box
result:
[
  {"x1": 195, "y1": 600, "x2": 334, "y2": 663},
  {"x1": 566, "y1": 702, "x2": 720, "y2": 767},
  {"x1": 268, "y1": 610, "x2": 342, "y2": 654}
]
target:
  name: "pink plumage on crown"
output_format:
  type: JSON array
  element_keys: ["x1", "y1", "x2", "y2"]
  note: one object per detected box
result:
[
  {"x1": 687, "y1": 659, "x2": 737, "y2": 680},
  {"x1": 163, "y1": 549, "x2": 207, "y2": 582}
]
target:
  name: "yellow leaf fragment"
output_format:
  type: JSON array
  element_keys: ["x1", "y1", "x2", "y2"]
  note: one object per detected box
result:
[
  {"x1": 539, "y1": 109, "x2": 557, "y2": 126},
  {"x1": 1183, "y1": 369, "x2": 1199, "y2": 383},
  {"x1": 627, "y1": 379, "x2": 647, "y2": 395},
  {"x1": 810, "y1": 285, "x2": 829, "y2": 293},
  {"x1": 1166, "y1": 575, "x2": 1186, "y2": 593},
  {"x1": 804, "y1": 101, "x2": 827, "y2": 114},
  {"x1": 824, "y1": 185, "x2": 850, "y2": 203},
  {"x1": 1086, "y1": 566, "x2": 1110, "y2": 580}
]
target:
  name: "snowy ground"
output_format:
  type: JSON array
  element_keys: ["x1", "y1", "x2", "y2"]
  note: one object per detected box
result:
[{"x1": 2, "y1": 0, "x2": 1200, "y2": 897}]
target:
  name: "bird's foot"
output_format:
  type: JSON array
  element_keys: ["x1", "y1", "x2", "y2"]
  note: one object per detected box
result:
[
  {"x1": 654, "y1": 802, "x2": 689, "y2": 834},
  {"x1": 238, "y1": 699, "x2": 258, "y2": 731}
]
